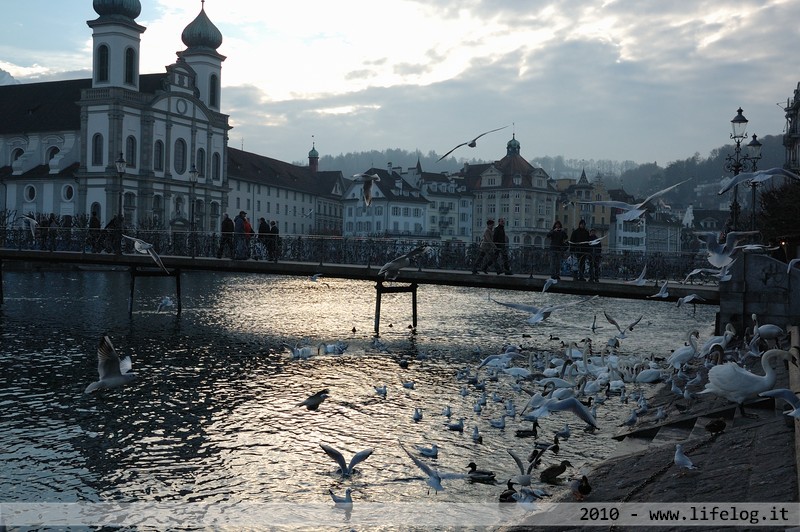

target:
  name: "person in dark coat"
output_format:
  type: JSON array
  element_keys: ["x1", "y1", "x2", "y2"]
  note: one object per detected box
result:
[
  {"x1": 547, "y1": 220, "x2": 568, "y2": 279},
  {"x1": 492, "y1": 217, "x2": 512, "y2": 275},
  {"x1": 233, "y1": 211, "x2": 247, "y2": 260},
  {"x1": 269, "y1": 220, "x2": 280, "y2": 263},
  {"x1": 217, "y1": 213, "x2": 234, "y2": 259},
  {"x1": 569, "y1": 219, "x2": 591, "y2": 281},
  {"x1": 88, "y1": 211, "x2": 101, "y2": 252},
  {"x1": 471, "y1": 219, "x2": 497, "y2": 274},
  {"x1": 256, "y1": 217, "x2": 269, "y2": 260}
]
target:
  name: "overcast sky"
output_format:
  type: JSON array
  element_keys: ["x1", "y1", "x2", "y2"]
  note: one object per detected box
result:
[{"x1": 2, "y1": 0, "x2": 799, "y2": 170}]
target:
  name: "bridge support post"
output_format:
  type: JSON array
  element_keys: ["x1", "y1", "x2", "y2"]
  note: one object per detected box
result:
[
  {"x1": 176, "y1": 269, "x2": 182, "y2": 315},
  {"x1": 128, "y1": 267, "x2": 136, "y2": 316},
  {"x1": 374, "y1": 281, "x2": 418, "y2": 335},
  {"x1": 0, "y1": 259, "x2": 3, "y2": 305}
]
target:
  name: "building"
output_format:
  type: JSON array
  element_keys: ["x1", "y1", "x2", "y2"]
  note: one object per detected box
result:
[{"x1": 457, "y1": 135, "x2": 558, "y2": 247}]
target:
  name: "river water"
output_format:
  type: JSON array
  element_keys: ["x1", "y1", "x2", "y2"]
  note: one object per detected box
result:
[{"x1": 0, "y1": 270, "x2": 717, "y2": 529}]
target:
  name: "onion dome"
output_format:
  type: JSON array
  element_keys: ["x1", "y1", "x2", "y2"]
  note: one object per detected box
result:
[
  {"x1": 92, "y1": 0, "x2": 141, "y2": 19},
  {"x1": 182, "y1": 5, "x2": 223, "y2": 51},
  {"x1": 308, "y1": 143, "x2": 319, "y2": 158},
  {"x1": 506, "y1": 133, "x2": 520, "y2": 156}
]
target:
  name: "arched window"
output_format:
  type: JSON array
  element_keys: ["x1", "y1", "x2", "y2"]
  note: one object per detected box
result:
[
  {"x1": 97, "y1": 45, "x2": 109, "y2": 82},
  {"x1": 153, "y1": 140, "x2": 164, "y2": 171},
  {"x1": 209, "y1": 74, "x2": 219, "y2": 107},
  {"x1": 47, "y1": 146, "x2": 60, "y2": 162},
  {"x1": 196, "y1": 148, "x2": 206, "y2": 176},
  {"x1": 125, "y1": 136, "x2": 137, "y2": 168},
  {"x1": 92, "y1": 134, "x2": 104, "y2": 165},
  {"x1": 124, "y1": 48, "x2": 136, "y2": 85},
  {"x1": 174, "y1": 138, "x2": 187, "y2": 174},
  {"x1": 11, "y1": 148, "x2": 24, "y2": 162},
  {"x1": 212, "y1": 152, "x2": 221, "y2": 181}
]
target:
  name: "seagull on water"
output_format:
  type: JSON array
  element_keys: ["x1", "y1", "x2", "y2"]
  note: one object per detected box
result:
[
  {"x1": 156, "y1": 296, "x2": 174, "y2": 313},
  {"x1": 378, "y1": 245, "x2": 429, "y2": 280},
  {"x1": 122, "y1": 235, "x2": 170, "y2": 274},
  {"x1": 416, "y1": 444, "x2": 439, "y2": 458},
  {"x1": 328, "y1": 488, "x2": 353, "y2": 508},
  {"x1": 319, "y1": 444, "x2": 373, "y2": 477},
  {"x1": 298, "y1": 389, "x2": 329, "y2": 411},
  {"x1": 436, "y1": 125, "x2": 509, "y2": 162},
  {"x1": 353, "y1": 173, "x2": 381, "y2": 207},
  {"x1": 84, "y1": 336, "x2": 136, "y2": 393}
]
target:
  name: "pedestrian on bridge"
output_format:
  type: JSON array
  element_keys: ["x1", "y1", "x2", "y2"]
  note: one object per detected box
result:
[
  {"x1": 569, "y1": 219, "x2": 590, "y2": 281},
  {"x1": 269, "y1": 220, "x2": 280, "y2": 263},
  {"x1": 472, "y1": 219, "x2": 497, "y2": 274},
  {"x1": 233, "y1": 211, "x2": 247, "y2": 260},
  {"x1": 493, "y1": 217, "x2": 512, "y2": 275},
  {"x1": 547, "y1": 220, "x2": 568, "y2": 280},
  {"x1": 217, "y1": 213, "x2": 234, "y2": 259},
  {"x1": 589, "y1": 227, "x2": 602, "y2": 283}
]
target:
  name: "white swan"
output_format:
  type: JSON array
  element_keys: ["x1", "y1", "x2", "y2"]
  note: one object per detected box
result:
[
  {"x1": 700, "y1": 349, "x2": 791, "y2": 416},
  {"x1": 759, "y1": 388, "x2": 800, "y2": 419},
  {"x1": 699, "y1": 323, "x2": 736, "y2": 357},
  {"x1": 751, "y1": 313, "x2": 785, "y2": 347},
  {"x1": 666, "y1": 330, "x2": 699, "y2": 370}
]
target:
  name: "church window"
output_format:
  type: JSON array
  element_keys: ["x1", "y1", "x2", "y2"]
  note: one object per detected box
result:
[
  {"x1": 12, "y1": 148, "x2": 23, "y2": 161},
  {"x1": 62, "y1": 185, "x2": 74, "y2": 202},
  {"x1": 124, "y1": 48, "x2": 136, "y2": 85},
  {"x1": 92, "y1": 134, "x2": 104, "y2": 165},
  {"x1": 153, "y1": 141, "x2": 164, "y2": 171},
  {"x1": 97, "y1": 45, "x2": 109, "y2": 82},
  {"x1": 209, "y1": 75, "x2": 219, "y2": 108},
  {"x1": 196, "y1": 148, "x2": 206, "y2": 176},
  {"x1": 212, "y1": 152, "x2": 221, "y2": 180},
  {"x1": 47, "y1": 147, "x2": 60, "y2": 162},
  {"x1": 125, "y1": 136, "x2": 137, "y2": 168},
  {"x1": 24, "y1": 185, "x2": 36, "y2": 202},
  {"x1": 174, "y1": 138, "x2": 187, "y2": 174}
]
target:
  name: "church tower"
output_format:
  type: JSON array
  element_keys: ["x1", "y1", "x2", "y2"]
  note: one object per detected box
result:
[
  {"x1": 87, "y1": 0, "x2": 146, "y2": 90},
  {"x1": 178, "y1": 1, "x2": 226, "y2": 110}
]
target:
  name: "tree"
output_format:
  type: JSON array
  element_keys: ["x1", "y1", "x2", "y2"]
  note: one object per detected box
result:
[{"x1": 758, "y1": 181, "x2": 800, "y2": 249}]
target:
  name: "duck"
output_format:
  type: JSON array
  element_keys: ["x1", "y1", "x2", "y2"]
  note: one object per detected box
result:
[
  {"x1": 514, "y1": 419, "x2": 540, "y2": 439},
  {"x1": 446, "y1": 418, "x2": 465, "y2": 432},
  {"x1": 412, "y1": 407, "x2": 423, "y2": 422},
  {"x1": 570, "y1": 475, "x2": 592, "y2": 501},
  {"x1": 297, "y1": 389, "x2": 329, "y2": 411},
  {"x1": 700, "y1": 348, "x2": 791, "y2": 417},
  {"x1": 539, "y1": 460, "x2": 573, "y2": 484},
  {"x1": 499, "y1": 479, "x2": 518, "y2": 503},
  {"x1": 704, "y1": 417, "x2": 726, "y2": 440},
  {"x1": 466, "y1": 462, "x2": 496, "y2": 483}
]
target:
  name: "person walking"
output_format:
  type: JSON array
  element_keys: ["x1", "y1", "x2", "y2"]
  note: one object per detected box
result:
[
  {"x1": 493, "y1": 217, "x2": 512, "y2": 275},
  {"x1": 471, "y1": 219, "x2": 497, "y2": 274},
  {"x1": 269, "y1": 220, "x2": 280, "y2": 263},
  {"x1": 256, "y1": 217, "x2": 269, "y2": 260},
  {"x1": 233, "y1": 211, "x2": 247, "y2": 260},
  {"x1": 547, "y1": 220, "x2": 568, "y2": 280},
  {"x1": 88, "y1": 211, "x2": 101, "y2": 252},
  {"x1": 588, "y1": 227, "x2": 602, "y2": 282},
  {"x1": 569, "y1": 219, "x2": 591, "y2": 281},
  {"x1": 217, "y1": 213, "x2": 234, "y2": 259}
]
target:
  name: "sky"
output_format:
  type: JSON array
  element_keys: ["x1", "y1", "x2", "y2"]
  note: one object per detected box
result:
[{"x1": 2, "y1": 0, "x2": 799, "y2": 170}]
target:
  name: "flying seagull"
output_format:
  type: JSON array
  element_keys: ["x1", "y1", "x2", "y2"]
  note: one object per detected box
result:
[
  {"x1": 18, "y1": 214, "x2": 39, "y2": 239},
  {"x1": 122, "y1": 235, "x2": 170, "y2": 274},
  {"x1": 353, "y1": 173, "x2": 381, "y2": 207},
  {"x1": 626, "y1": 264, "x2": 647, "y2": 286},
  {"x1": 579, "y1": 178, "x2": 691, "y2": 221},
  {"x1": 378, "y1": 245, "x2": 429, "y2": 280},
  {"x1": 84, "y1": 335, "x2": 136, "y2": 393},
  {"x1": 437, "y1": 125, "x2": 510, "y2": 162},
  {"x1": 718, "y1": 167, "x2": 800, "y2": 195},
  {"x1": 319, "y1": 443, "x2": 373, "y2": 477}
]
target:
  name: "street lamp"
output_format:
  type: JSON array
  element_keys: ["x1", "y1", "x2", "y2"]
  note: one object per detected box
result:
[
  {"x1": 723, "y1": 108, "x2": 760, "y2": 231},
  {"x1": 745, "y1": 134, "x2": 763, "y2": 230},
  {"x1": 115, "y1": 153, "x2": 126, "y2": 255},
  {"x1": 189, "y1": 163, "x2": 198, "y2": 258}
]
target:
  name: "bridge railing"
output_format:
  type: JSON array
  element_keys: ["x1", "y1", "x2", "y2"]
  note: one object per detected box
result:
[{"x1": 0, "y1": 223, "x2": 714, "y2": 284}]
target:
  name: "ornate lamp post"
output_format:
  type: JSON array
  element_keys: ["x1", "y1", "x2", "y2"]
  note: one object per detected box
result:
[
  {"x1": 745, "y1": 134, "x2": 763, "y2": 230},
  {"x1": 115, "y1": 153, "x2": 126, "y2": 255},
  {"x1": 189, "y1": 163, "x2": 198, "y2": 258},
  {"x1": 723, "y1": 108, "x2": 760, "y2": 231}
]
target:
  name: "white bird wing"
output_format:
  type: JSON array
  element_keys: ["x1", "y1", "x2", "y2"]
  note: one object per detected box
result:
[
  {"x1": 759, "y1": 388, "x2": 800, "y2": 408},
  {"x1": 320, "y1": 444, "x2": 348, "y2": 473},
  {"x1": 547, "y1": 397, "x2": 598, "y2": 428},
  {"x1": 491, "y1": 298, "x2": 542, "y2": 315},
  {"x1": 603, "y1": 311, "x2": 623, "y2": 334},
  {"x1": 507, "y1": 448, "x2": 526, "y2": 475},
  {"x1": 718, "y1": 167, "x2": 800, "y2": 195},
  {"x1": 626, "y1": 264, "x2": 647, "y2": 285},
  {"x1": 626, "y1": 315, "x2": 643, "y2": 331},
  {"x1": 20, "y1": 215, "x2": 39, "y2": 238},
  {"x1": 347, "y1": 448, "x2": 374, "y2": 472},
  {"x1": 97, "y1": 335, "x2": 123, "y2": 379},
  {"x1": 147, "y1": 248, "x2": 170, "y2": 275},
  {"x1": 122, "y1": 234, "x2": 149, "y2": 252},
  {"x1": 638, "y1": 178, "x2": 691, "y2": 207},
  {"x1": 577, "y1": 200, "x2": 636, "y2": 210},
  {"x1": 437, "y1": 126, "x2": 509, "y2": 162}
]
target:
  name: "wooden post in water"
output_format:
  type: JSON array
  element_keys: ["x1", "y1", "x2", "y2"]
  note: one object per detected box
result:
[
  {"x1": 128, "y1": 267, "x2": 136, "y2": 316},
  {"x1": 374, "y1": 281, "x2": 418, "y2": 335},
  {"x1": 0, "y1": 259, "x2": 4, "y2": 305},
  {"x1": 176, "y1": 269, "x2": 182, "y2": 315}
]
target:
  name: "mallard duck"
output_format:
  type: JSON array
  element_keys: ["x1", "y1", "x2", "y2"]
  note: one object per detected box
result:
[
  {"x1": 466, "y1": 462, "x2": 496, "y2": 483},
  {"x1": 539, "y1": 460, "x2": 572, "y2": 484}
]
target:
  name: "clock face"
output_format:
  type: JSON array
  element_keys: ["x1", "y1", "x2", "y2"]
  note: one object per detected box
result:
[{"x1": 176, "y1": 99, "x2": 188, "y2": 115}]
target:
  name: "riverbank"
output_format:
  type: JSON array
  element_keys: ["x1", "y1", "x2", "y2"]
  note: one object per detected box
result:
[{"x1": 502, "y1": 329, "x2": 799, "y2": 531}]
